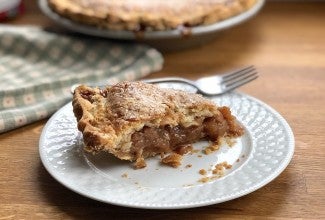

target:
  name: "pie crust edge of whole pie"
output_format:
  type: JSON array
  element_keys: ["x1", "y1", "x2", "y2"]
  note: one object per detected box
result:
[{"x1": 48, "y1": 0, "x2": 258, "y2": 31}]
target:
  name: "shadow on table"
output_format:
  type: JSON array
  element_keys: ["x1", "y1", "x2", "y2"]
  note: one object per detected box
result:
[{"x1": 37, "y1": 160, "x2": 292, "y2": 219}]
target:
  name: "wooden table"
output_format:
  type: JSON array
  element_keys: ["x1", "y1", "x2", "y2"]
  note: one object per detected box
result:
[{"x1": 1, "y1": 1, "x2": 324, "y2": 219}]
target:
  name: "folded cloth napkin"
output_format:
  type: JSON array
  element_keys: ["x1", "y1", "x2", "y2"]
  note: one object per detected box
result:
[{"x1": 0, "y1": 25, "x2": 163, "y2": 133}]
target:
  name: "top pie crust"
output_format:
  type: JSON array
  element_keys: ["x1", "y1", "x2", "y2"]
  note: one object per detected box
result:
[
  {"x1": 72, "y1": 81, "x2": 243, "y2": 165},
  {"x1": 48, "y1": 0, "x2": 257, "y2": 31}
]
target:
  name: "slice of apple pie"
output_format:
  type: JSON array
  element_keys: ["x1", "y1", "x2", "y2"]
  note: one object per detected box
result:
[{"x1": 72, "y1": 81, "x2": 243, "y2": 168}]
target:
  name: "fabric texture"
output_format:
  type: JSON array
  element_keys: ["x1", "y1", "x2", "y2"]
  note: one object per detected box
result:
[{"x1": 0, "y1": 25, "x2": 163, "y2": 133}]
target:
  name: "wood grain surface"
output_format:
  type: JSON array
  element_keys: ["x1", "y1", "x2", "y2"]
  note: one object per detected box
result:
[{"x1": 1, "y1": 1, "x2": 324, "y2": 219}]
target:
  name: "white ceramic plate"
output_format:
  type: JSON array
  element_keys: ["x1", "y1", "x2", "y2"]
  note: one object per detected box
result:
[
  {"x1": 38, "y1": 0, "x2": 265, "y2": 40},
  {"x1": 39, "y1": 84, "x2": 294, "y2": 209}
]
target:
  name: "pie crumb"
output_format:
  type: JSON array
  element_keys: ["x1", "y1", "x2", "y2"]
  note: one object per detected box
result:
[
  {"x1": 134, "y1": 158, "x2": 146, "y2": 169},
  {"x1": 199, "y1": 169, "x2": 207, "y2": 175},
  {"x1": 161, "y1": 153, "x2": 182, "y2": 168},
  {"x1": 121, "y1": 173, "x2": 128, "y2": 178},
  {"x1": 223, "y1": 162, "x2": 232, "y2": 169},
  {"x1": 185, "y1": 164, "x2": 192, "y2": 168},
  {"x1": 203, "y1": 142, "x2": 220, "y2": 155},
  {"x1": 212, "y1": 161, "x2": 232, "y2": 175},
  {"x1": 225, "y1": 137, "x2": 237, "y2": 147},
  {"x1": 212, "y1": 166, "x2": 224, "y2": 175},
  {"x1": 190, "y1": 149, "x2": 200, "y2": 155},
  {"x1": 197, "y1": 162, "x2": 233, "y2": 182},
  {"x1": 198, "y1": 177, "x2": 210, "y2": 183},
  {"x1": 203, "y1": 148, "x2": 212, "y2": 155}
]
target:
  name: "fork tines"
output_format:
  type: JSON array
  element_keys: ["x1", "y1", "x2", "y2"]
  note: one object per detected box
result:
[{"x1": 222, "y1": 66, "x2": 258, "y2": 90}]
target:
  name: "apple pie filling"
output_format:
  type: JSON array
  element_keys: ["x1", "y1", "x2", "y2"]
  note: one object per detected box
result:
[{"x1": 131, "y1": 116, "x2": 229, "y2": 157}]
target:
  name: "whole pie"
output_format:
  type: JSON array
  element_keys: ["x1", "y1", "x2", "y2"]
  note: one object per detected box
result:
[
  {"x1": 72, "y1": 81, "x2": 244, "y2": 168},
  {"x1": 48, "y1": 0, "x2": 257, "y2": 31}
]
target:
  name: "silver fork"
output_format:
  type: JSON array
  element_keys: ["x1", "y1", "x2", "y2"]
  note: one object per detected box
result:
[
  {"x1": 143, "y1": 65, "x2": 258, "y2": 96},
  {"x1": 71, "y1": 66, "x2": 257, "y2": 95}
]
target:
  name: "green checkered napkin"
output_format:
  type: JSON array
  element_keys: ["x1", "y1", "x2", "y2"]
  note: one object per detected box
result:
[{"x1": 0, "y1": 25, "x2": 163, "y2": 133}]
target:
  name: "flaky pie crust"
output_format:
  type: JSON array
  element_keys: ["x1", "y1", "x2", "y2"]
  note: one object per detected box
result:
[
  {"x1": 48, "y1": 0, "x2": 257, "y2": 31},
  {"x1": 72, "y1": 81, "x2": 243, "y2": 164}
]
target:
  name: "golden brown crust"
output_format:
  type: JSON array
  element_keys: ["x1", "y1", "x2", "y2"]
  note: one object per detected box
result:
[
  {"x1": 48, "y1": 0, "x2": 257, "y2": 31},
  {"x1": 72, "y1": 81, "x2": 243, "y2": 165}
]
